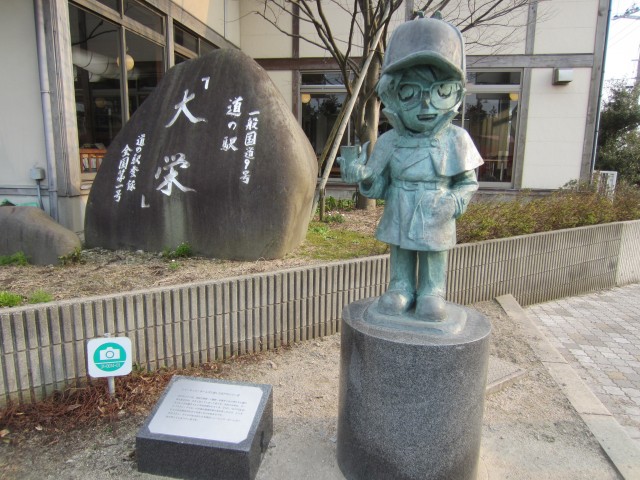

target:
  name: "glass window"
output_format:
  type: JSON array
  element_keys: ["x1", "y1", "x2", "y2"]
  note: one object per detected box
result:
[
  {"x1": 125, "y1": 31, "x2": 164, "y2": 116},
  {"x1": 467, "y1": 71, "x2": 521, "y2": 86},
  {"x1": 200, "y1": 40, "x2": 217, "y2": 56},
  {"x1": 302, "y1": 93, "x2": 354, "y2": 176},
  {"x1": 95, "y1": 0, "x2": 119, "y2": 12},
  {"x1": 302, "y1": 93, "x2": 348, "y2": 155},
  {"x1": 174, "y1": 25, "x2": 198, "y2": 53},
  {"x1": 70, "y1": 6, "x2": 123, "y2": 162},
  {"x1": 302, "y1": 72, "x2": 347, "y2": 86},
  {"x1": 175, "y1": 52, "x2": 190, "y2": 65},
  {"x1": 463, "y1": 70, "x2": 521, "y2": 186},
  {"x1": 69, "y1": 3, "x2": 222, "y2": 178},
  {"x1": 300, "y1": 72, "x2": 360, "y2": 177},
  {"x1": 464, "y1": 93, "x2": 518, "y2": 184},
  {"x1": 124, "y1": 0, "x2": 164, "y2": 34},
  {"x1": 300, "y1": 70, "x2": 520, "y2": 184},
  {"x1": 174, "y1": 23, "x2": 218, "y2": 61}
]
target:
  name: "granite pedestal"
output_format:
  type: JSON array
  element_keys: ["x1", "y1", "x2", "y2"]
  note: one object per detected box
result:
[
  {"x1": 337, "y1": 298, "x2": 491, "y2": 480},
  {"x1": 136, "y1": 376, "x2": 272, "y2": 480}
]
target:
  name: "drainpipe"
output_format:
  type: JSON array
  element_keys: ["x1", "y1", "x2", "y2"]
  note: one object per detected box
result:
[
  {"x1": 590, "y1": 0, "x2": 613, "y2": 176},
  {"x1": 33, "y1": 0, "x2": 59, "y2": 220}
]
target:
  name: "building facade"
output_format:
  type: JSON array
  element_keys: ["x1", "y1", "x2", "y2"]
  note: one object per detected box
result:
[{"x1": 0, "y1": 0, "x2": 609, "y2": 233}]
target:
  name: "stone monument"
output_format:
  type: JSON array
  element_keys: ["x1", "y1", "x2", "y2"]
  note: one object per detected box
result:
[
  {"x1": 136, "y1": 376, "x2": 273, "y2": 480},
  {"x1": 84, "y1": 49, "x2": 317, "y2": 261},
  {"x1": 336, "y1": 13, "x2": 490, "y2": 480}
]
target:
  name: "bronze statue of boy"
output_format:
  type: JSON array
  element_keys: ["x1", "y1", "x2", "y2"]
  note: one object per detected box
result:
[{"x1": 339, "y1": 14, "x2": 482, "y2": 323}]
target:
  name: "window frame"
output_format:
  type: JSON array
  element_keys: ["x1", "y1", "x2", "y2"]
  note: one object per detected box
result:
[
  {"x1": 300, "y1": 71, "x2": 355, "y2": 170},
  {"x1": 69, "y1": 0, "x2": 226, "y2": 183},
  {"x1": 463, "y1": 68, "x2": 523, "y2": 189}
]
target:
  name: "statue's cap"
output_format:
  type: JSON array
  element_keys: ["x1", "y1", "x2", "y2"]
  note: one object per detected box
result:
[{"x1": 382, "y1": 15, "x2": 465, "y2": 81}]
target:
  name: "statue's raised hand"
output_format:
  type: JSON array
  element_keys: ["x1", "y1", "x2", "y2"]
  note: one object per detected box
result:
[{"x1": 337, "y1": 142, "x2": 372, "y2": 184}]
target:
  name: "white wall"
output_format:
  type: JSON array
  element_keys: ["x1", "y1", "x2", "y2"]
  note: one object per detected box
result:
[
  {"x1": 172, "y1": 0, "x2": 239, "y2": 46},
  {"x1": 239, "y1": 0, "x2": 292, "y2": 57},
  {"x1": 535, "y1": 0, "x2": 599, "y2": 54},
  {"x1": 521, "y1": 68, "x2": 592, "y2": 189},
  {"x1": 442, "y1": 1, "x2": 528, "y2": 56},
  {"x1": 225, "y1": 0, "x2": 241, "y2": 46},
  {"x1": 0, "y1": 1, "x2": 47, "y2": 191},
  {"x1": 266, "y1": 71, "x2": 294, "y2": 112},
  {"x1": 175, "y1": 0, "x2": 225, "y2": 38},
  {"x1": 298, "y1": 0, "x2": 364, "y2": 58},
  {"x1": 238, "y1": 0, "x2": 406, "y2": 59}
]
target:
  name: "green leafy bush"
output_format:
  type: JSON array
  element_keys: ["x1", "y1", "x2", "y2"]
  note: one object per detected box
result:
[
  {"x1": 457, "y1": 183, "x2": 640, "y2": 243},
  {"x1": 0, "y1": 252, "x2": 29, "y2": 266}
]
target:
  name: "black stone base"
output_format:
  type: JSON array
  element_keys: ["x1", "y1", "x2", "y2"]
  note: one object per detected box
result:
[
  {"x1": 136, "y1": 376, "x2": 272, "y2": 480},
  {"x1": 337, "y1": 298, "x2": 491, "y2": 480}
]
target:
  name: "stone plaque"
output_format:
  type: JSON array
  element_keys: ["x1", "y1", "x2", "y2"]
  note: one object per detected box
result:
[
  {"x1": 148, "y1": 378, "x2": 263, "y2": 443},
  {"x1": 137, "y1": 376, "x2": 273, "y2": 480}
]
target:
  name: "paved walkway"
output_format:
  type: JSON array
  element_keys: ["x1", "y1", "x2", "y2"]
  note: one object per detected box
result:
[{"x1": 526, "y1": 283, "x2": 640, "y2": 444}]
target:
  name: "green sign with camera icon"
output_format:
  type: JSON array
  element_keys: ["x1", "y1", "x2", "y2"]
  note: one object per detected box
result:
[
  {"x1": 87, "y1": 337, "x2": 132, "y2": 378},
  {"x1": 93, "y1": 342, "x2": 126, "y2": 372}
]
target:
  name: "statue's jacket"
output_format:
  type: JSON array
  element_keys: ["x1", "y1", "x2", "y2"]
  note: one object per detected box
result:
[{"x1": 359, "y1": 124, "x2": 483, "y2": 251}]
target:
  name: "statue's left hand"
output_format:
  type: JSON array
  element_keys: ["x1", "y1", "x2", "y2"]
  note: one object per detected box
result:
[{"x1": 337, "y1": 142, "x2": 372, "y2": 184}]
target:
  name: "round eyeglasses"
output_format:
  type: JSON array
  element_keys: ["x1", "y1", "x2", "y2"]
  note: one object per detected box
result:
[{"x1": 397, "y1": 81, "x2": 463, "y2": 111}]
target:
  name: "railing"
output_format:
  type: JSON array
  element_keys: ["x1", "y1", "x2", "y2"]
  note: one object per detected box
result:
[{"x1": 1, "y1": 220, "x2": 639, "y2": 404}]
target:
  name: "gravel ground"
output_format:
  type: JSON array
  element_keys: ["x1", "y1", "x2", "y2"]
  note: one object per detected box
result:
[
  {"x1": 0, "y1": 301, "x2": 620, "y2": 480},
  {"x1": 0, "y1": 209, "x2": 383, "y2": 304}
]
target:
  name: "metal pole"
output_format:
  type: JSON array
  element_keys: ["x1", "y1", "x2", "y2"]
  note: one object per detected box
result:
[{"x1": 104, "y1": 333, "x2": 116, "y2": 398}]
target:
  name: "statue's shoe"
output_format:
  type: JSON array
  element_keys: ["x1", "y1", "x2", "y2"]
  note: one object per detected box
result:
[
  {"x1": 415, "y1": 294, "x2": 447, "y2": 321},
  {"x1": 378, "y1": 290, "x2": 414, "y2": 315}
]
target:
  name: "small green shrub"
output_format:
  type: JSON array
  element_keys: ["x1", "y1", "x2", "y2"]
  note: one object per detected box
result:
[
  {"x1": 163, "y1": 242, "x2": 193, "y2": 259},
  {"x1": 58, "y1": 247, "x2": 84, "y2": 265},
  {"x1": 27, "y1": 290, "x2": 53, "y2": 305},
  {"x1": 323, "y1": 213, "x2": 345, "y2": 224},
  {"x1": 0, "y1": 252, "x2": 29, "y2": 266},
  {"x1": 324, "y1": 196, "x2": 355, "y2": 211},
  {"x1": 457, "y1": 182, "x2": 640, "y2": 244},
  {"x1": 0, "y1": 291, "x2": 23, "y2": 308},
  {"x1": 309, "y1": 224, "x2": 330, "y2": 236}
]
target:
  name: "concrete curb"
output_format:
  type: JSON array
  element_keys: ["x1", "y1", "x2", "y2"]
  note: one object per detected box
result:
[
  {"x1": 496, "y1": 294, "x2": 640, "y2": 480},
  {"x1": 486, "y1": 356, "x2": 526, "y2": 395}
]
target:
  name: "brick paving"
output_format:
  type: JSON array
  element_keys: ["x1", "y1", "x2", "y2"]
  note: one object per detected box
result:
[{"x1": 526, "y1": 283, "x2": 640, "y2": 443}]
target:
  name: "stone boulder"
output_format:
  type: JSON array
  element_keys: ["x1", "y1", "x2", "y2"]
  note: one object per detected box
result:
[
  {"x1": 0, "y1": 206, "x2": 81, "y2": 265},
  {"x1": 84, "y1": 49, "x2": 317, "y2": 260}
]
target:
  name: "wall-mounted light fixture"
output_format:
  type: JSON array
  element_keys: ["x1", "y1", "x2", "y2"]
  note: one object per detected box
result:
[
  {"x1": 552, "y1": 68, "x2": 573, "y2": 85},
  {"x1": 117, "y1": 53, "x2": 135, "y2": 72},
  {"x1": 301, "y1": 93, "x2": 312, "y2": 104}
]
